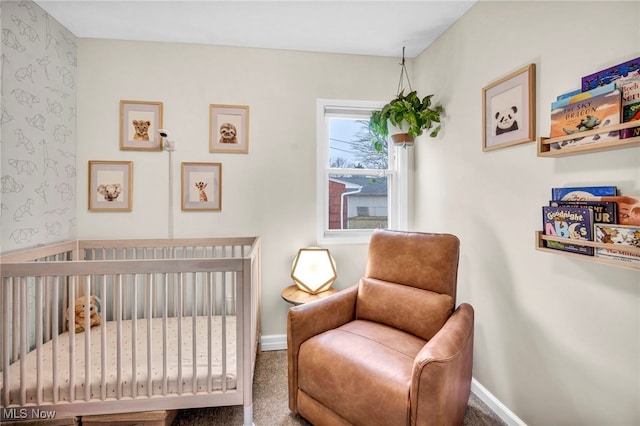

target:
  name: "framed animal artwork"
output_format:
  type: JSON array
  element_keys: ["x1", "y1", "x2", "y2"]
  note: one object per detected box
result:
[
  {"x1": 88, "y1": 161, "x2": 133, "y2": 211},
  {"x1": 209, "y1": 104, "x2": 249, "y2": 153},
  {"x1": 181, "y1": 162, "x2": 222, "y2": 211},
  {"x1": 482, "y1": 64, "x2": 536, "y2": 151},
  {"x1": 120, "y1": 100, "x2": 163, "y2": 151}
]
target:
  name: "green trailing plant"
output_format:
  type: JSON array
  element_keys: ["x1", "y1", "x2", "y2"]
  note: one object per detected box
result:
[{"x1": 369, "y1": 90, "x2": 443, "y2": 152}]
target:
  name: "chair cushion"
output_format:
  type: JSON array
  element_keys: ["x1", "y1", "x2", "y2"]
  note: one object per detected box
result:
[
  {"x1": 356, "y1": 277, "x2": 454, "y2": 341},
  {"x1": 298, "y1": 320, "x2": 426, "y2": 426}
]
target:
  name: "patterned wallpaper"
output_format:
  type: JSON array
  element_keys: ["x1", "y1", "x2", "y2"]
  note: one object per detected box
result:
[{"x1": 1, "y1": 0, "x2": 77, "y2": 253}]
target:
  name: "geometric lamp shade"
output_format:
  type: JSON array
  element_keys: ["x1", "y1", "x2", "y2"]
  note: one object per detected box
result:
[{"x1": 291, "y1": 247, "x2": 337, "y2": 295}]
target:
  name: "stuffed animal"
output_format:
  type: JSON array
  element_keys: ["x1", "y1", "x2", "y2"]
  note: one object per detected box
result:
[{"x1": 65, "y1": 295, "x2": 101, "y2": 332}]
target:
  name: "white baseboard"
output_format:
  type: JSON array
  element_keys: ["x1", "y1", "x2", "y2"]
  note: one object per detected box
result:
[
  {"x1": 471, "y1": 378, "x2": 527, "y2": 426},
  {"x1": 261, "y1": 334, "x2": 525, "y2": 425},
  {"x1": 260, "y1": 334, "x2": 287, "y2": 351}
]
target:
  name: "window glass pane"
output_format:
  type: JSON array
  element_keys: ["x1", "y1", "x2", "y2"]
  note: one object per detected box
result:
[
  {"x1": 328, "y1": 174, "x2": 388, "y2": 230},
  {"x1": 329, "y1": 118, "x2": 387, "y2": 169}
]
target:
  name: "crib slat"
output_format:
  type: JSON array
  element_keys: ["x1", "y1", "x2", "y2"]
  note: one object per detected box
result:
[
  {"x1": 132, "y1": 274, "x2": 138, "y2": 398},
  {"x1": 192, "y1": 272, "x2": 198, "y2": 393},
  {"x1": 162, "y1": 273, "x2": 168, "y2": 396},
  {"x1": 116, "y1": 274, "x2": 123, "y2": 400},
  {"x1": 36, "y1": 277, "x2": 44, "y2": 404},
  {"x1": 177, "y1": 273, "x2": 183, "y2": 396},
  {"x1": 52, "y1": 277, "x2": 60, "y2": 403},
  {"x1": 146, "y1": 273, "x2": 153, "y2": 398},
  {"x1": 84, "y1": 284, "x2": 92, "y2": 402},
  {"x1": 100, "y1": 275, "x2": 107, "y2": 401},
  {"x1": 20, "y1": 279, "x2": 27, "y2": 405},
  {"x1": 221, "y1": 272, "x2": 227, "y2": 393},
  {"x1": 69, "y1": 277, "x2": 76, "y2": 402},
  {"x1": 2, "y1": 279, "x2": 11, "y2": 407}
]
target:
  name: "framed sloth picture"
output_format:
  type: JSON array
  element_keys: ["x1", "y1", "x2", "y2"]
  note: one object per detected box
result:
[
  {"x1": 482, "y1": 64, "x2": 536, "y2": 152},
  {"x1": 88, "y1": 161, "x2": 133, "y2": 211},
  {"x1": 120, "y1": 100, "x2": 163, "y2": 151},
  {"x1": 209, "y1": 104, "x2": 249, "y2": 153}
]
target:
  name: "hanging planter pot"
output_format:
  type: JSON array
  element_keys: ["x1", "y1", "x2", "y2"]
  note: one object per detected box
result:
[
  {"x1": 388, "y1": 120, "x2": 415, "y2": 145},
  {"x1": 368, "y1": 47, "x2": 444, "y2": 153}
]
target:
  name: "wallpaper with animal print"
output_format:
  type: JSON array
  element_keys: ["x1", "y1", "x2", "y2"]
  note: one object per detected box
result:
[{"x1": 1, "y1": 0, "x2": 77, "y2": 254}]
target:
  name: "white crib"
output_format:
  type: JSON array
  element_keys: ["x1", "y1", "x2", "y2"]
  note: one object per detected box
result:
[{"x1": 0, "y1": 237, "x2": 261, "y2": 426}]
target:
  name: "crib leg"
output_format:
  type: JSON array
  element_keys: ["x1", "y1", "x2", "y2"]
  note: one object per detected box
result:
[{"x1": 243, "y1": 404, "x2": 254, "y2": 426}]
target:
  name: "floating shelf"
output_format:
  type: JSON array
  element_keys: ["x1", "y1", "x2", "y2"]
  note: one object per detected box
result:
[
  {"x1": 537, "y1": 121, "x2": 640, "y2": 157},
  {"x1": 535, "y1": 231, "x2": 640, "y2": 271}
]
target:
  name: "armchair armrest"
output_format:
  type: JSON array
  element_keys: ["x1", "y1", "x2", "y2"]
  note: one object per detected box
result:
[
  {"x1": 410, "y1": 303, "x2": 474, "y2": 426},
  {"x1": 287, "y1": 284, "x2": 358, "y2": 412}
]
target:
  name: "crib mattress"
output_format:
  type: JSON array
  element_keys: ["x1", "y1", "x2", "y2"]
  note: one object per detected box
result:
[{"x1": 1, "y1": 316, "x2": 237, "y2": 406}]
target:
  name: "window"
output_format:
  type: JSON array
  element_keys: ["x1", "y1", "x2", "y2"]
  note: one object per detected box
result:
[{"x1": 317, "y1": 99, "x2": 409, "y2": 244}]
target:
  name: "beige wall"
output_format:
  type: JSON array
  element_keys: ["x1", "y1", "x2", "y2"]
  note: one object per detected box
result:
[
  {"x1": 75, "y1": 40, "x2": 400, "y2": 340},
  {"x1": 413, "y1": 1, "x2": 639, "y2": 424}
]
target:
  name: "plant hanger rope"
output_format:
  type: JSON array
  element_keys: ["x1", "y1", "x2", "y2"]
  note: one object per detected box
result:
[{"x1": 396, "y1": 46, "x2": 412, "y2": 95}]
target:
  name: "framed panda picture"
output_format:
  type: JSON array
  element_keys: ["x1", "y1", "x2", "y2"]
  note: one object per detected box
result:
[{"x1": 482, "y1": 64, "x2": 536, "y2": 151}]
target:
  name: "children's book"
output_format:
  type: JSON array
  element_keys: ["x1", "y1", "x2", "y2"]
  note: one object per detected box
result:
[
  {"x1": 549, "y1": 88, "x2": 621, "y2": 150},
  {"x1": 542, "y1": 206, "x2": 594, "y2": 255},
  {"x1": 594, "y1": 223, "x2": 640, "y2": 264},
  {"x1": 551, "y1": 186, "x2": 617, "y2": 201},
  {"x1": 581, "y1": 56, "x2": 640, "y2": 91},
  {"x1": 617, "y1": 77, "x2": 640, "y2": 139},
  {"x1": 549, "y1": 200, "x2": 617, "y2": 224}
]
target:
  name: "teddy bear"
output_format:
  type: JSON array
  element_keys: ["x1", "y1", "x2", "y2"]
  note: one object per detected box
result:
[{"x1": 65, "y1": 295, "x2": 101, "y2": 332}]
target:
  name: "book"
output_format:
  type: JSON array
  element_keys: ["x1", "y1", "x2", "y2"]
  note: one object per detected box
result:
[
  {"x1": 551, "y1": 186, "x2": 617, "y2": 201},
  {"x1": 617, "y1": 77, "x2": 640, "y2": 139},
  {"x1": 551, "y1": 82, "x2": 617, "y2": 110},
  {"x1": 549, "y1": 200, "x2": 617, "y2": 224},
  {"x1": 549, "y1": 89, "x2": 621, "y2": 150},
  {"x1": 556, "y1": 88, "x2": 582, "y2": 101},
  {"x1": 542, "y1": 206, "x2": 594, "y2": 255},
  {"x1": 581, "y1": 56, "x2": 640, "y2": 91},
  {"x1": 594, "y1": 223, "x2": 640, "y2": 264},
  {"x1": 596, "y1": 196, "x2": 640, "y2": 226}
]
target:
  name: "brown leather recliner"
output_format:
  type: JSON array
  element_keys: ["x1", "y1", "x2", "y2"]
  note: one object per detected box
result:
[{"x1": 287, "y1": 229, "x2": 474, "y2": 426}]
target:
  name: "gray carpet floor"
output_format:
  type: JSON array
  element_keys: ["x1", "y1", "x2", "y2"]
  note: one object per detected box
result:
[{"x1": 173, "y1": 350, "x2": 506, "y2": 426}]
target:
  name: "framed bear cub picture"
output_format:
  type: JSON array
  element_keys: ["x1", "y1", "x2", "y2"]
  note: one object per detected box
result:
[
  {"x1": 482, "y1": 64, "x2": 536, "y2": 152},
  {"x1": 120, "y1": 100, "x2": 163, "y2": 151}
]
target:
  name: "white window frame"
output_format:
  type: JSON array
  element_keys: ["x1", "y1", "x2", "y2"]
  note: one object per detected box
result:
[{"x1": 316, "y1": 98, "x2": 409, "y2": 245}]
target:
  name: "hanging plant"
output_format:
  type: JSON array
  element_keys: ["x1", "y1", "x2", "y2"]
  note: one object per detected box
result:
[{"x1": 369, "y1": 48, "x2": 444, "y2": 152}]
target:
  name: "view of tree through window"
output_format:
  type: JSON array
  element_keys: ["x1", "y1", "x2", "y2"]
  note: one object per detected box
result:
[{"x1": 327, "y1": 118, "x2": 388, "y2": 230}]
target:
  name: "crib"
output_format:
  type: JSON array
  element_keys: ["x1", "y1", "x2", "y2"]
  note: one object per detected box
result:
[{"x1": 0, "y1": 237, "x2": 261, "y2": 426}]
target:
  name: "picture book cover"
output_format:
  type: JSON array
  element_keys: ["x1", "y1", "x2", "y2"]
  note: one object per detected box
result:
[
  {"x1": 581, "y1": 56, "x2": 640, "y2": 91},
  {"x1": 542, "y1": 206, "x2": 594, "y2": 255},
  {"x1": 594, "y1": 223, "x2": 640, "y2": 263},
  {"x1": 556, "y1": 88, "x2": 582, "y2": 102},
  {"x1": 551, "y1": 186, "x2": 617, "y2": 201},
  {"x1": 617, "y1": 77, "x2": 640, "y2": 139},
  {"x1": 550, "y1": 200, "x2": 617, "y2": 224},
  {"x1": 581, "y1": 195, "x2": 640, "y2": 226},
  {"x1": 551, "y1": 83, "x2": 617, "y2": 110},
  {"x1": 549, "y1": 89, "x2": 621, "y2": 150}
]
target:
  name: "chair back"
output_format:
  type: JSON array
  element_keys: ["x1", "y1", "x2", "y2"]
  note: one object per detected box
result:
[{"x1": 356, "y1": 230, "x2": 460, "y2": 341}]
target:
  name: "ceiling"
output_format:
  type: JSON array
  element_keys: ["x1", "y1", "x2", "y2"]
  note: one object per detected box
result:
[{"x1": 34, "y1": 0, "x2": 477, "y2": 58}]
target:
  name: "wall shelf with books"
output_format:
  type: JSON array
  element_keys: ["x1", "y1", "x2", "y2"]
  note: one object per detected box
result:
[
  {"x1": 535, "y1": 231, "x2": 640, "y2": 271},
  {"x1": 537, "y1": 121, "x2": 640, "y2": 157}
]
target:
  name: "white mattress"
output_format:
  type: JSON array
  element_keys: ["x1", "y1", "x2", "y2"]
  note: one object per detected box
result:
[{"x1": 1, "y1": 316, "x2": 237, "y2": 405}]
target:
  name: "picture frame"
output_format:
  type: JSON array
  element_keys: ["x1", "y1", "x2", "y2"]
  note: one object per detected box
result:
[
  {"x1": 209, "y1": 104, "x2": 249, "y2": 153},
  {"x1": 181, "y1": 162, "x2": 222, "y2": 211},
  {"x1": 482, "y1": 64, "x2": 536, "y2": 151},
  {"x1": 88, "y1": 160, "x2": 133, "y2": 211},
  {"x1": 120, "y1": 100, "x2": 163, "y2": 151}
]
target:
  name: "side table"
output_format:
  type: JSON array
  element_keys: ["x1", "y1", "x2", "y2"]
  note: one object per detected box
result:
[{"x1": 281, "y1": 285, "x2": 337, "y2": 306}]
